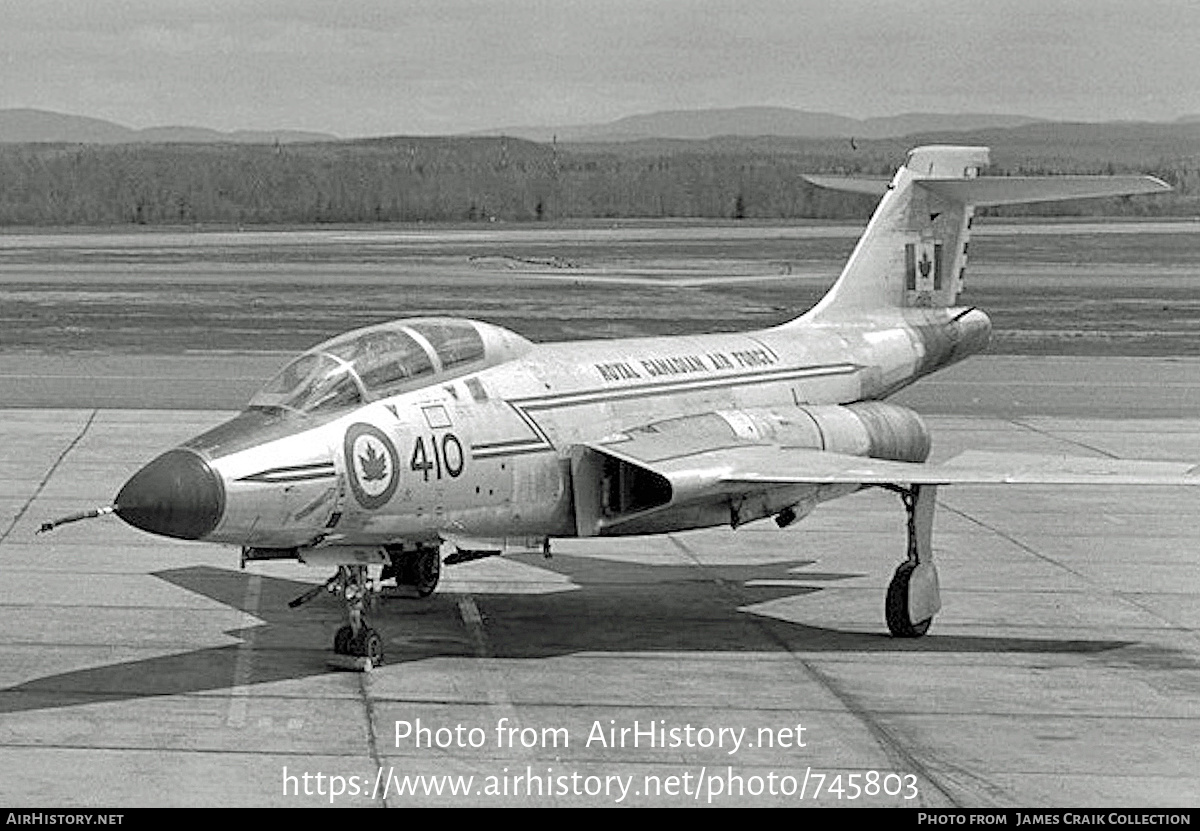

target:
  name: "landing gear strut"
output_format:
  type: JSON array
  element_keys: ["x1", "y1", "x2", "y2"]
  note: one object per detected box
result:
[
  {"x1": 882, "y1": 484, "x2": 941, "y2": 637},
  {"x1": 382, "y1": 544, "x2": 442, "y2": 597},
  {"x1": 330, "y1": 565, "x2": 384, "y2": 664}
]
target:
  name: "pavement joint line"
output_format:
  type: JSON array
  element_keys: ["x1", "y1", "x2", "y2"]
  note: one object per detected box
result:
[
  {"x1": 937, "y1": 501, "x2": 1200, "y2": 645},
  {"x1": 359, "y1": 669, "x2": 389, "y2": 807},
  {"x1": 1010, "y1": 416, "x2": 1120, "y2": 459},
  {"x1": 664, "y1": 532, "x2": 967, "y2": 809},
  {"x1": 0, "y1": 408, "x2": 98, "y2": 546}
]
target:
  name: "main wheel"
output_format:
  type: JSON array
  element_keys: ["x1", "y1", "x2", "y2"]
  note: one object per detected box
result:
[
  {"x1": 413, "y1": 548, "x2": 441, "y2": 597},
  {"x1": 885, "y1": 561, "x2": 932, "y2": 638}
]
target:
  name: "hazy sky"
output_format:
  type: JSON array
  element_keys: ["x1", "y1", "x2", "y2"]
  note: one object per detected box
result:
[{"x1": 2, "y1": 0, "x2": 1198, "y2": 136}]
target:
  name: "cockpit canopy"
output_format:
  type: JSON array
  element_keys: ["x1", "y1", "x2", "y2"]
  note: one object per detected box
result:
[{"x1": 249, "y1": 318, "x2": 533, "y2": 415}]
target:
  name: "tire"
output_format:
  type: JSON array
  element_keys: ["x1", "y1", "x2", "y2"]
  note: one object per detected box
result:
[
  {"x1": 334, "y1": 625, "x2": 353, "y2": 655},
  {"x1": 886, "y1": 561, "x2": 932, "y2": 638},
  {"x1": 413, "y1": 548, "x2": 441, "y2": 598},
  {"x1": 361, "y1": 629, "x2": 383, "y2": 665}
]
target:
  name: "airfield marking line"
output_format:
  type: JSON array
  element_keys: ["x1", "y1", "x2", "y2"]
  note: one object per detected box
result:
[
  {"x1": 665, "y1": 532, "x2": 967, "y2": 808},
  {"x1": 456, "y1": 595, "x2": 488, "y2": 657},
  {"x1": 0, "y1": 409, "x2": 97, "y2": 546},
  {"x1": 225, "y1": 573, "x2": 262, "y2": 728},
  {"x1": 451, "y1": 592, "x2": 556, "y2": 797},
  {"x1": 455, "y1": 593, "x2": 520, "y2": 709}
]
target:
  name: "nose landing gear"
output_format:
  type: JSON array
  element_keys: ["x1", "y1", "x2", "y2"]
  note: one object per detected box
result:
[
  {"x1": 288, "y1": 564, "x2": 384, "y2": 670},
  {"x1": 287, "y1": 544, "x2": 446, "y2": 671},
  {"x1": 331, "y1": 565, "x2": 384, "y2": 667}
]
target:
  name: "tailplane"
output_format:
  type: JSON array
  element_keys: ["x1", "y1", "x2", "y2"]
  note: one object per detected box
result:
[{"x1": 801, "y1": 145, "x2": 1169, "y2": 320}]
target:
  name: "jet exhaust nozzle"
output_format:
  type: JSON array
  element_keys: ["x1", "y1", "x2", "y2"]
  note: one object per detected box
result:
[{"x1": 114, "y1": 448, "x2": 225, "y2": 540}]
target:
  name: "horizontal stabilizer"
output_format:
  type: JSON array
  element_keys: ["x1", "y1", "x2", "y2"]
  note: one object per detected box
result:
[
  {"x1": 802, "y1": 175, "x2": 891, "y2": 196},
  {"x1": 919, "y1": 175, "x2": 1171, "y2": 207},
  {"x1": 805, "y1": 173, "x2": 1169, "y2": 206}
]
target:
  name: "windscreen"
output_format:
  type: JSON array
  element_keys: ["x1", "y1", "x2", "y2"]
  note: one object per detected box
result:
[
  {"x1": 248, "y1": 325, "x2": 446, "y2": 413},
  {"x1": 249, "y1": 353, "x2": 364, "y2": 413}
]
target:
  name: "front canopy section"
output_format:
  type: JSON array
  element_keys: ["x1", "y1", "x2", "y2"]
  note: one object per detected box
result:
[{"x1": 249, "y1": 317, "x2": 533, "y2": 415}]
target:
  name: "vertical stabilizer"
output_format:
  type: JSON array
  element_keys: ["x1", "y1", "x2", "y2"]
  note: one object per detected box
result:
[
  {"x1": 800, "y1": 146, "x2": 1169, "y2": 322},
  {"x1": 803, "y1": 146, "x2": 988, "y2": 320}
]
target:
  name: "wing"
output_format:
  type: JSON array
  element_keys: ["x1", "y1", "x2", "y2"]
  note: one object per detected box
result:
[
  {"x1": 570, "y1": 419, "x2": 1200, "y2": 536},
  {"x1": 717, "y1": 448, "x2": 1200, "y2": 487}
]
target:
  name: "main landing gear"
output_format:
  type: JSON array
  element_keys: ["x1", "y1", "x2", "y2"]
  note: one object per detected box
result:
[
  {"x1": 381, "y1": 544, "x2": 442, "y2": 597},
  {"x1": 880, "y1": 483, "x2": 941, "y2": 637}
]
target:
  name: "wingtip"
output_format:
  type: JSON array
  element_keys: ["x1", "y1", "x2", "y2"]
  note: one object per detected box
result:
[{"x1": 1146, "y1": 175, "x2": 1173, "y2": 193}]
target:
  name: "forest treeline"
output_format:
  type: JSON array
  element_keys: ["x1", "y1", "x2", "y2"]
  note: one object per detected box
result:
[{"x1": 0, "y1": 124, "x2": 1197, "y2": 226}]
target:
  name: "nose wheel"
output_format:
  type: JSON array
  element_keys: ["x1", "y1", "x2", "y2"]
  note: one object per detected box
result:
[
  {"x1": 334, "y1": 623, "x2": 383, "y2": 664},
  {"x1": 330, "y1": 565, "x2": 383, "y2": 666}
]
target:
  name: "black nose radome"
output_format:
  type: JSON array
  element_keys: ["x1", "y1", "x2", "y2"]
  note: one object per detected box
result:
[{"x1": 115, "y1": 449, "x2": 225, "y2": 540}]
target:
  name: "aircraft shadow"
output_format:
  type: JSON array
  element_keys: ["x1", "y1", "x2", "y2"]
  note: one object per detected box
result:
[{"x1": 0, "y1": 554, "x2": 1175, "y2": 716}]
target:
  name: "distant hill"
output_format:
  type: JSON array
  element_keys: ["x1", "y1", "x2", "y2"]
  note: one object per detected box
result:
[
  {"x1": 475, "y1": 106, "x2": 1047, "y2": 142},
  {"x1": 8, "y1": 105, "x2": 1197, "y2": 148},
  {"x1": 902, "y1": 120, "x2": 1200, "y2": 167},
  {"x1": 566, "y1": 120, "x2": 1200, "y2": 171},
  {"x1": 0, "y1": 108, "x2": 337, "y2": 144}
]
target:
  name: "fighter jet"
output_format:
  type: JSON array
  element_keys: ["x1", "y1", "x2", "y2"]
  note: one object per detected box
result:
[{"x1": 41, "y1": 145, "x2": 1198, "y2": 666}]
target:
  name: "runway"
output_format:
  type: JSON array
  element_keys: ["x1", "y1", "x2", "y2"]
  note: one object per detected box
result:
[
  {"x1": 4, "y1": 352, "x2": 1200, "y2": 417},
  {"x1": 2, "y1": 361, "x2": 1199, "y2": 806}
]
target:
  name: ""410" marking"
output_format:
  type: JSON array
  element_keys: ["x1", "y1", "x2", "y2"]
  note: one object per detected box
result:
[{"x1": 410, "y1": 433, "x2": 465, "y2": 481}]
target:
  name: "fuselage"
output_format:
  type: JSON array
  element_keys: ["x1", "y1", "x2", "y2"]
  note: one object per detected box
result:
[{"x1": 113, "y1": 306, "x2": 990, "y2": 552}]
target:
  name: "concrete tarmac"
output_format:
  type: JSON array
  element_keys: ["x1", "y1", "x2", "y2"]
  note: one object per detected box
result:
[{"x1": 2, "y1": 375, "x2": 1199, "y2": 806}]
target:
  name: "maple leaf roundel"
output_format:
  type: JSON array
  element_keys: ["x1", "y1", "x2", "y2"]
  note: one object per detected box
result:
[{"x1": 344, "y1": 423, "x2": 400, "y2": 510}]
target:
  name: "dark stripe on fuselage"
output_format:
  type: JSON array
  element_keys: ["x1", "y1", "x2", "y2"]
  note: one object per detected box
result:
[
  {"x1": 237, "y1": 462, "x2": 337, "y2": 484},
  {"x1": 513, "y1": 363, "x2": 859, "y2": 411},
  {"x1": 471, "y1": 442, "x2": 551, "y2": 459}
]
